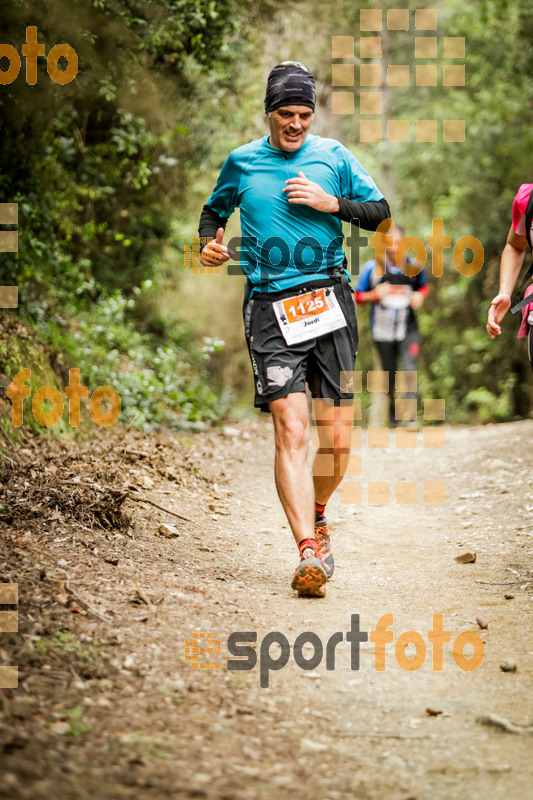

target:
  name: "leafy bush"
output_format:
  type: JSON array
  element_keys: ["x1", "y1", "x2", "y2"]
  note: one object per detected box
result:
[{"x1": 39, "y1": 284, "x2": 228, "y2": 431}]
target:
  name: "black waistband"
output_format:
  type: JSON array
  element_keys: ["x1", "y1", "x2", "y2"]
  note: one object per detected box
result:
[{"x1": 250, "y1": 275, "x2": 344, "y2": 302}]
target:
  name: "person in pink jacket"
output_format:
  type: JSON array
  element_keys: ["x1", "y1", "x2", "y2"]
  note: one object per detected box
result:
[{"x1": 487, "y1": 184, "x2": 533, "y2": 338}]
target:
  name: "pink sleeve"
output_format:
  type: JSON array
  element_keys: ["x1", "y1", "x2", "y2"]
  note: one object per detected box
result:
[{"x1": 512, "y1": 184, "x2": 533, "y2": 233}]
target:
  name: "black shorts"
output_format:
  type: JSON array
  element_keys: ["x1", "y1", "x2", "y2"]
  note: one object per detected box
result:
[{"x1": 243, "y1": 276, "x2": 358, "y2": 412}]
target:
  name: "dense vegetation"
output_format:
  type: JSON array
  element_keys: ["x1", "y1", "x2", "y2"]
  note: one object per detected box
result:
[{"x1": 0, "y1": 0, "x2": 276, "y2": 431}]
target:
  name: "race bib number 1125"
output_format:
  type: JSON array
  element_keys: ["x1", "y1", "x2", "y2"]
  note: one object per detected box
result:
[{"x1": 273, "y1": 287, "x2": 347, "y2": 346}]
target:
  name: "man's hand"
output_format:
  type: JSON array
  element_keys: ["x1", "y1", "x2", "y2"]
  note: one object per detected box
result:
[
  {"x1": 374, "y1": 281, "x2": 392, "y2": 300},
  {"x1": 409, "y1": 291, "x2": 425, "y2": 310},
  {"x1": 487, "y1": 293, "x2": 511, "y2": 339},
  {"x1": 282, "y1": 171, "x2": 339, "y2": 213},
  {"x1": 200, "y1": 227, "x2": 232, "y2": 267}
]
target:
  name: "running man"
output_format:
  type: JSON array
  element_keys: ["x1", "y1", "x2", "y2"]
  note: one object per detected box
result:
[
  {"x1": 198, "y1": 62, "x2": 390, "y2": 597},
  {"x1": 356, "y1": 225, "x2": 428, "y2": 425},
  {"x1": 487, "y1": 184, "x2": 533, "y2": 339}
]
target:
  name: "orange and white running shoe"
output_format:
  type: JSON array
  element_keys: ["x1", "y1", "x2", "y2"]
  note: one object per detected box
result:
[{"x1": 291, "y1": 538, "x2": 327, "y2": 598}]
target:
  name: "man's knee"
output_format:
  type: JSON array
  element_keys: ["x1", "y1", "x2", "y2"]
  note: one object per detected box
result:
[
  {"x1": 314, "y1": 401, "x2": 354, "y2": 452},
  {"x1": 276, "y1": 418, "x2": 308, "y2": 453},
  {"x1": 272, "y1": 399, "x2": 309, "y2": 453}
]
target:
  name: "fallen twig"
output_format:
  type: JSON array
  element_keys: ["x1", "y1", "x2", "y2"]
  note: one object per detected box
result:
[
  {"x1": 128, "y1": 491, "x2": 192, "y2": 523},
  {"x1": 225, "y1": 600, "x2": 254, "y2": 621},
  {"x1": 474, "y1": 580, "x2": 522, "y2": 585},
  {"x1": 335, "y1": 732, "x2": 429, "y2": 740},
  {"x1": 57, "y1": 569, "x2": 113, "y2": 623},
  {"x1": 134, "y1": 586, "x2": 153, "y2": 608},
  {"x1": 0, "y1": 448, "x2": 17, "y2": 464},
  {"x1": 477, "y1": 713, "x2": 533, "y2": 734}
]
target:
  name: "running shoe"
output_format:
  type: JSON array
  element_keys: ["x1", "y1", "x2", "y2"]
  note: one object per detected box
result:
[
  {"x1": 291, "y1": 538, "x2": 327, "y2": 597},
  {"x1": 315, "y1": 521, "x2": 334, "y2": 579}
]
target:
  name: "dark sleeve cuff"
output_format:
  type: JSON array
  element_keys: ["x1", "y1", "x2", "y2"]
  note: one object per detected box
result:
[
  {"x1": 332, "y1": 196, "x2": 391, "y2": 231},
  {"x1": 198, "y1": 204, "x2": 229, "y2": 243}
]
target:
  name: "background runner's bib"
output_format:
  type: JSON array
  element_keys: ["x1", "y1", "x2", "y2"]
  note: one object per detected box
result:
[
  {"x1": 273, "y1": 287, "x2": 347, "y2": 345},
  {"x1": 380, "y1": 285, "x2": 412, "y2": 309}
]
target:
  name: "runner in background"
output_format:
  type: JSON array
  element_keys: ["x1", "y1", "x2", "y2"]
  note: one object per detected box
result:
[
  {"x1": 356, "y1": 226, "x2": 429, "y2": 425},
  {"x1": 487, "y1": 184, "x2": 532, "y2": 339}
]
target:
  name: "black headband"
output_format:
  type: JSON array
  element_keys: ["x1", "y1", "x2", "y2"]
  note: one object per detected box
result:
[{"x1": 264, "y1": 62, "x2": 316, "y2": 114}]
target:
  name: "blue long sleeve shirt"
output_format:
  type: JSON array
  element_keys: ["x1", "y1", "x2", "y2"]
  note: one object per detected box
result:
[{"x1": 204, "y1": 133, "x2": 384, "y2": 293}]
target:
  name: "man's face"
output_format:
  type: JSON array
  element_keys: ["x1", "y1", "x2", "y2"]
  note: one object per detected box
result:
[{"x1": 268, "y1": 105, "x2": 313, "y2": 152}]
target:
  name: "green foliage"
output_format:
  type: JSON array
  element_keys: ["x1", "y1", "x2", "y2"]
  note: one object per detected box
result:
[
  {"x1": 57, "y1": 705, "x2": 92, "y2": 737},
  {"x1": 0, "y1": 0, "x2": 278, "y2": 432},
  {"x1": 38, "y1": 284, "x2": 227, "y2": 430},
  {"x1": 465, "y1": 383, "x2": 514, "y2": 423}
]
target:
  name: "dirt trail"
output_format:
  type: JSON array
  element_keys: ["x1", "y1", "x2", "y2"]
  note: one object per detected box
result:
[{"x1": 1, "y1": 418, "x2": 532, "y2": 799}]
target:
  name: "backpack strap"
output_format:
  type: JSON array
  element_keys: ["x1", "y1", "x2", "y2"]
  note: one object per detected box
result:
[
  {"x1": 510, "y1": 188, "x2": 533, "y2": 315},
  {"x1": 526, "y1": 187, "x2": 533, "y2": 249}
]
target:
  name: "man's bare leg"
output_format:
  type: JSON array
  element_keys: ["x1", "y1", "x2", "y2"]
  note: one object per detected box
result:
[
  {"x1": 312, "y1": 398, "x2": 353, "y2": 505},
  {"x1": 270, "y1": 392, "x2": 326, "y2": 596},
  {"x1": 310, "y1": 398, "x2": 354, "y2": 578},
  {"x1": 269, "y1": 392, "x2": 314, "y2": 544}
]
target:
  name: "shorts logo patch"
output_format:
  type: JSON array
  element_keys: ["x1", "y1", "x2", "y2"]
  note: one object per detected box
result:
[
  {"x1": 341, "y1": 375, "x2": 354, "y2": 392},
  {"x1": 256, "y1": 380, "x2": 263, "y2": 394},
  {"x1": 266, "y1": 365, "x2": 294, "y2": 387}
]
